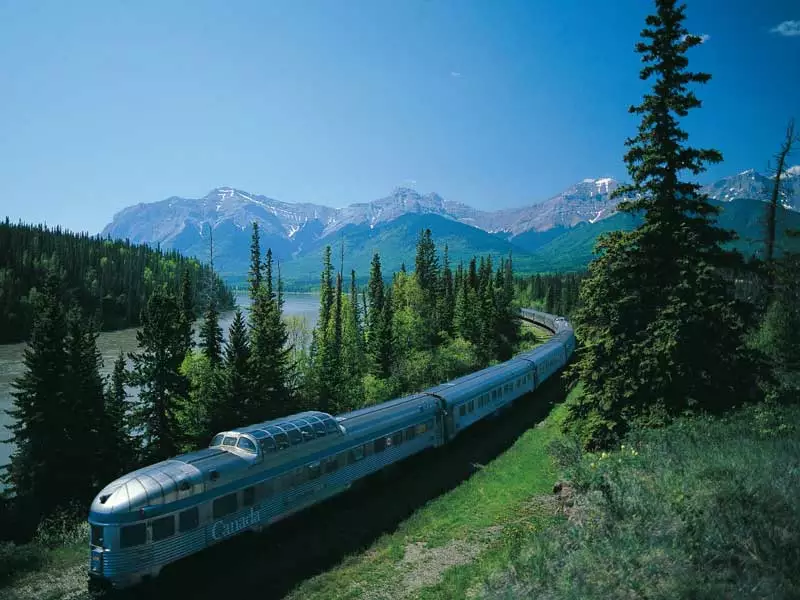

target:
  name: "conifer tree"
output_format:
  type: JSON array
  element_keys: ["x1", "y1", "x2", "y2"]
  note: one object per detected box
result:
[
  {"x1": 414, "y1": 229, "x2": 440, "y2": 346},
  {"x1": 216, "y1": 310, "x2": 250, "y2": 431},
  {"x1": 63, "y1": 307, "x2": 109, "y2": 502},
  {"x1": 568, "y1": 0, "x2": 757, "y2": 447},
  {"x1": 249, "y1": 222, "x2": 262, "y2": 297},
  {"x1": 366, "y1": 253, "x2": 385, "y2": 373},
  {"x1": 4, "y1": 266, "x2": 71, "y2": 518},
  {"x1": 105, "y1": 351, "x2": 135, "y2": 475},
  {"x1": 129, "y1": 289, "x2": 188, "y2": 463},
  {"x1": 439, "y1": 244, "x2": 454, "y2": 335},
  {"x1": 308, "y1": 246, "x2": 339, "y2": 412},
  {"x1": 248, "y1": 246, "x2": 292, "y2": 422},
  {"x1": 199, "y1": 226, "x2": 223, "y2": 365}
]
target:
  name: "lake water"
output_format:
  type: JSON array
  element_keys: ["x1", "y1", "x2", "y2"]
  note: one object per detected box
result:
[{"x1": 0, "y1": 293, "x2": 320, "y2": 476}]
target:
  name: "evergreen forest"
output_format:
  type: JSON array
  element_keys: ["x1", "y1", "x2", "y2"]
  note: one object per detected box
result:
[{"x1": 0, "y1": 220, "x2": 235, "y2": 343}]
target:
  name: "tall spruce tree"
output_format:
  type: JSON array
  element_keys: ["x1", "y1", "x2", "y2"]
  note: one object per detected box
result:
[
  {"x1": 248, "y1": 244, "x2": 292, "y2": 422},
  {"x1": 4, "y1": 266, "x2": 71, "y2": 518},
  {"x1": 215, "y1": 310, "x2": 251, "y2": 431},
  {"x1": 568, "y1": 0, "x2": 757, "y2": 448},
  {"x1": 129, "y1": 289, "x2": 189, "y2": 463},
  {"x1": 105, "y1": 351, "x2": 135, "y2": 476},
  {"x1": 307, "y1": 246, "x2": 339, "y2": 411},
  {"x1": 366, "y1": 252, "x2": 385, "y2": 374},
  {"x1": 414, "y1": 229, "x2": 440, "y2": 346},
  {"x1": 199, "y1": 226, "x2": 223, "y2": 365},
  {"x1": 439, "y1": 244, "x2": 455, "y2": 335},
  {"x1": 63, "y1": 308, "x2": 108, "y2": 503}
]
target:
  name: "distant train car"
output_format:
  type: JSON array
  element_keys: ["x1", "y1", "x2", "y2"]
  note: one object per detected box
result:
[
  {"x1": 88, "y1": 308, "x2": 575, "y2": 589},
  {"x1": 425, "y1": 359, "x2": 534, "y2": 440}
]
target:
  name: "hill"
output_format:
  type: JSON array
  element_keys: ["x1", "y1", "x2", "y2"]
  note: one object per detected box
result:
[
  {"x1": 0, "y1": 220, "x2": 235, "y2": 343},
  {"x1": 278, "y1": 213, "x2": 528, "y2": 285}
]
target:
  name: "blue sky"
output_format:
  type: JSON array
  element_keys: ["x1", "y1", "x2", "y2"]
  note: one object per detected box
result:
[{"x1": 0, "y1": 0, "x2": 798, "y2": 234}]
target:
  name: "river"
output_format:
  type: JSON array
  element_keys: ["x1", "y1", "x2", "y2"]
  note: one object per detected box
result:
[{"x1": 0, "y1": 293, "x2": 320, "y2": 477}]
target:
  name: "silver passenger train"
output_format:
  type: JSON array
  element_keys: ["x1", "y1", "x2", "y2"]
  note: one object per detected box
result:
[{"x1": 88, "y1": 308, "x2": 575, "y2": 588}]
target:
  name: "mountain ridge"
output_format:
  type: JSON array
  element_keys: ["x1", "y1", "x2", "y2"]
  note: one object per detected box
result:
[{"x1": 101, "y1": 166, "x2": 800, "y2": 278}]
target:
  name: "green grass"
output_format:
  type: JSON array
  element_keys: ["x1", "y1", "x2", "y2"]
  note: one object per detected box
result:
[
  {"x1": 283, "y1": 386, "x2": 576, "y2": 600},
  {"x1": 481, "y1": 400, "x2": 800, "y2": 599}
]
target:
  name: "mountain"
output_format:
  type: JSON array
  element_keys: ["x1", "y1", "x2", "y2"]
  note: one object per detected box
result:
[
  {"x1": 279, "y1": 213, "x2": 528, "y2": 286},
  {"x1": 701, "y1": 167, "x2": 800, "y2": 211},
  {"x1": 523, "y1": 197, "x2": 800, "y2": 272},
  {"x1": 101, "y1": 166, "x2": 800, "y2": 280}
]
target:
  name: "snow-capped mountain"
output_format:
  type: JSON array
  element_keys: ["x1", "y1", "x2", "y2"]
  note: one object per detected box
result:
[
  {"x1": 701, "y1": 167, "x2": 800, "y2": 211},
  {"x1": 101, "y1": 167, "x2": 799, "y2": 275}
]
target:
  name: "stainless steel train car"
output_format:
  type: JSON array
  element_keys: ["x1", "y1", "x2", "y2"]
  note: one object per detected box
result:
[{"x1": 88, "y1": 308, "x2": 575, "y2": 588}]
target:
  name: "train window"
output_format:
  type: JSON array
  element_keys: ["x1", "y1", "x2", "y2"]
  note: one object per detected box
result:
[
  {"x1": 405, "y1": 426, "x2": 416, "y2": 441},
  {"x1": 286, "y1": 427, "x2": 303, "y2": 446},
  {"x1": 210, "y1": 434, "x2": 224, "y2": 447},
  {"x1": 295, "y1": 421, "x2": 316, "y2": 441},
  {"x1": 120, "y1": 523, "x2": 146, "y2": 548},
  {"x1": 222, "y1": 436, "x2": 236, "y2": 447},
  {"x1": 151, "y1": 516, "x2": 175, "y2": 542},
  {"x1": 274, "y1": 432, "x2": 290, "y2": 450},
  {"x1": 349, "y1": 445, "x2": 365, "y2": 463},
  {"x1": 392, "y1": 432, "x2": 403, "y2": 446},
  {"x1": 426, "y1": 419, "x2": 434, "y2": 431},
  {"x1": 259, "y1": 438, "x2": 277, "y2": 454},
  {"x1": 213, "y1": 494, "x2": 238, "y2": 519},
  {"x1": 415, "y1": 423, "x2": 427, "y2": 435},
  {"x1": 374, "y1": 437, "x2": 387, "y2": 453},
  {"x1": 90, "y1": 525, "x2": 104, "y2": 548},
  {"x1": 468, "y1": 400, "x2": 475, "y2": 412},
  {"x1": 307, "y1": 462, "x2": 322, "y2": 480},
  {"x1": 324, "y1": 418, "x2": 339, "y2": 434},
  {"x1": 325, "y1": 457, "x2": 339, "y2": 474},
  {"x1": 492, "y1": 390, "x2": 497, "y2": 400},
  {"x1": 237, "y1": 437, "x2": 257, "y2": 453},
  {"x1": 310, "y1": 420, "x2": 327, "y2": 437},
  {"x1": 242, "y1": 486, "x2": 256, "y2": 506},
  {"x1": 459, "y1": 404, "x2": 466, "y2": 417}
]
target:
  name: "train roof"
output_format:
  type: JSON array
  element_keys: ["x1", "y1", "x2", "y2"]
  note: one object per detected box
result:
[
  {"x1": 89, "y1": 449, "x2": 242, "y2": 516},
  {"x1": 424, "y1": 359, "x2": 532, "y2": 406},
  {"x1": 336, "y1": 393, "x2": 439, "y2": 437}
]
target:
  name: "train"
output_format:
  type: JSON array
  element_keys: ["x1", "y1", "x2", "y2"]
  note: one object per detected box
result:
[{"x1": 87, "y1": 308, "x2": 575, "y2": 588}]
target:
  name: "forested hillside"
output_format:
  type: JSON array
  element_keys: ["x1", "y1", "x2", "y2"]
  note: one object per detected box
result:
[{"x1": 0, "y1": 220, "x2": 235, "y2": 343}]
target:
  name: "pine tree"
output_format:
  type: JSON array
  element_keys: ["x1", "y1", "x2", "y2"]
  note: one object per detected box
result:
[
  {"x1": 248, "y1": 249, "x2": 292, "y2": 422},
  {"x1": 63, "y1": 307, "x2": 108, "y2": 503},
  {"x1": 568, "y1": 0, "x2": 758, "y2": 448},
  {"x1": 4, "y1": 266, "x2": 71, "y2": 518},
  {"x1": 249, "y1": 222, "x2": 262, "y2": 298},
  {"x1": 366, "y1": 253, "x2": 385, "y2": 373},
  {"x1": 105, "y1": 351, "x2": 135, "y2": 476},
  {"x1": 414, "y1": 229, "x2": 440, "y2": 346},
  {"x1": 439, "y1": 244, "x2": 454, "y2": 335},
  {"x1": 307, "y1": 246, "x2": 339, "y2": 412},
  {"x1": 215, "y1": 310, "x2": 250, "y2": 431},
  {"x1": 128, "y1": 289, "x2": 189, "y2": 463},
  {"x1": 199, "y1": 226, "x2": 223, "y2": 365}
]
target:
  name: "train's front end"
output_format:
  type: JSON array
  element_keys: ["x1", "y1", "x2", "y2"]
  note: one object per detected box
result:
[{"x1": 87, "y1": 459, "x2": 204, "y2": 589}]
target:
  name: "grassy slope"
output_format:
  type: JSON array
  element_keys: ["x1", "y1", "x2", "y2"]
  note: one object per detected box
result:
[
  {"x1": 482, "y1": 400, "x2": 800, "y2": 599},
  {"x1": 284, "y1": 387, "x2": 575, "y2": 600}
]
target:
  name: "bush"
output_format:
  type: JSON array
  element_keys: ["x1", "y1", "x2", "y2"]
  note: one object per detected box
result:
[{"x1": 0, "y1": 541, "x2": 47, "y2": 585}]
